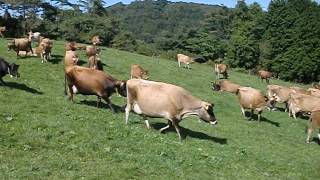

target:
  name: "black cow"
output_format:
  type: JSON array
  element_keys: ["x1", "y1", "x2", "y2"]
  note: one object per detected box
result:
[{"x1": 0, "y1": 57, "x2": 20, "y2": 84}]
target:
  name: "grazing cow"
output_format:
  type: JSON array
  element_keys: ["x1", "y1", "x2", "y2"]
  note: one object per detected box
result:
[
  {"x1": 88, "y1": 55, "x2": 103, "y2": 71},
  {"x1": 0, "y1": 57, "x2": 20, "y2": 84},
  {"x1": 306, "y1": 110, "x2": 320, "y2": 143},
  {"x1": 237, "y1": 87, "x2": 271, "y2": 121},
  {"x1": 212, "y1": 80, "x2": 241, "y2": 94},
  {"x1": 214, "y1": 64, "x2": 228, "y2": 79},
  {"x1": 91, "y1": 35, "x2": 102, "y2": 45},
  {"x1": 267, "y1": 85, "x2": 293, "y2": 111},
  {"x1": 125, "y1": 79, "x2": 217, "y2": 141},
  {"x1": 288, "y1": 93, "x2": 320, "y2": 119},
  {"x1": 257, "y1": 70, "x2": 272, "y2": 84},
  {"x1": 308, "y1": 88, "x2": 320, "y2": 98},
  {"x1": 0, "y1": 26, "x2": 6, "y2": 38},
  {"x1": 7, "y1": 35, "x2": 33, "y2": 57},
  {"x1": 86, "y1": 45, "x2": 101, "y2": 57},
  {"x1": 177, "y1": 54, "x2": 194, "y2": 69},
  {"x1": 130, "y1": 64, "x2": 149, "y2": 79},
  {"x1": 290, "y1": 86, "x2": 310, "y2": 95}
]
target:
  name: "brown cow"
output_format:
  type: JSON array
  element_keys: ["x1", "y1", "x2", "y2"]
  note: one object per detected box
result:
[
  {"x1": 212, "y1": 80, "x2": 241, "y2": 94},
  {"x1": 177, "y1": 54, "x2": 194, "y2": 69},
  {"x1": 257, "y1": 70, "x2": 272, "y2": 84},
  {"x1": 91, "y1": 35, "x2": 102, "y2": 45},
  {"x1": 7, "y1": 34, "x2": 33, "y2": 57},
  {"x1": 130, "y1": 64, "x2": 149, "y2": 79},
  {"x1": 86, "y1": 45, "x2": 101, "y2": 57},
  {"x1": 214, "y1": 64, "x2": 228, "y2": 79},
  {"x1": 64, "y1": 42, "x2": 86, "y2": 51},
  {"x1": 65, "y1": 66, "x2": 126, "y2": 112},
  {"x1": 288, "y1": 93, "x2": 320, "y2": 119},
  {"x1": 267, "y1": 85, "x2": 294, "y2": 111},
  {"x1": 88, "y1": 55, "x2": 103, "y2": 71},
  {"x1": 0, "y1": 26, "x2": 6, "y2": 38},
  {"x1": 37, "y1": 38, "x2": 53, "y2": 63},
  {"x1": 125, "y1": 79, "x2": 217, "y2": 141},
  {"x1": 237, "y1": 87, "x2": 270, "y2": 121},
  {"x1": 308, "y1": 88, "x2": 320, "y2": 98},
  {"x1": 306, "y1": 110, "x2": 320, "y2": 143}
]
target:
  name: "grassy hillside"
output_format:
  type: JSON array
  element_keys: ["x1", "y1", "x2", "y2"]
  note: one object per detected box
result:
[{"x1": 0, "y1": 39, "x2": 319, "y2": 179}]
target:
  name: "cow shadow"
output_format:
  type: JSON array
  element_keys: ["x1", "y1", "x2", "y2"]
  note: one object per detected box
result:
[
  {"x1": 152, "y1": 122, "x2": 228, "y2": 144},
  {"x1": 1, "y1": 81, "x2": 43, "y2": 94},
  {"x1": 79, "y1": 100, "x2": 124, "y2": 113},
  {"x1": 244, "y1": 112, "x2": 280, "y2": 127},
  {"x1": 49, "y1": 55, "x2": 64, "y2": 64}
]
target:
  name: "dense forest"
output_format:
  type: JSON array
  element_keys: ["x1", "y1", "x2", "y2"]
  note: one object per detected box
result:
[{"x1": 0, "y1": 0, "x2": 319, "y2": 83}]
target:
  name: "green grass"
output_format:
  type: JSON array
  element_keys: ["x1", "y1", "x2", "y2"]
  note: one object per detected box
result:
[{"x1": 0, "y1": 39, "x2": 319, "y2": 179}]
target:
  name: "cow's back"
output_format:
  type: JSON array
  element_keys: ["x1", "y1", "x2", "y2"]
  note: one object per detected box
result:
[
  {"x1": 127, "y1": 79, "x2": 199, "y2": 117},
  {"x1": 220, "y1": 80, "x2": 240, "y2": 93},
  {"x1": 67, "y1": 66, "x2": 114, "y2": 94},
  {"x1": 238, "y1": 87, "x2": 266, "y2": 109},
  {"x1": 290, "y1": 93, "x2": 320, "y2": 112}
]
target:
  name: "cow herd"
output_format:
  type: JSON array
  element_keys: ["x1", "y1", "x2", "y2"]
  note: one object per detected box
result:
[{"x1": 1, "y1": 33, "x2": 320, "y2": 143}]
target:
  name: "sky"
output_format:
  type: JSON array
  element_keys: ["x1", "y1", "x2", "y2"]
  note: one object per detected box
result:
[{"x1": 69, "y1": 0, "x2": 272, "y2": 10}]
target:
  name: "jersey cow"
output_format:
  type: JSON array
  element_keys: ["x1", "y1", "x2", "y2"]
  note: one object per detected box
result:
[
  {"x1": 306, "y1": 110, "x2": 320, "y2": 143},
  {"x1": 257, "y1": 70, "x2": 272, "y2": 84},
  {"x1": 64, "y1": 51, "x2": 126, "y2": 112},
  {"x1": 237, "y1": 87, "x2": 271, "y2": 121},
  {"x1": 125, "y1": 79, "x2": 217, "y2": 141},
  {"x1": 130, "y1": 64, "x2": 149, "y2": 79},
  {"x1": 177, "y1": 54, "x2": 194, "y2": 69},
  {"x1": 214, "y1": 64, "x2": 228, "y2": 79},
  {"x1": 288, "y1": 93, "x2": 320, "y2": 119},
  {"x1": 212, "y1": 80, "x2": 241, "y2": 94}
]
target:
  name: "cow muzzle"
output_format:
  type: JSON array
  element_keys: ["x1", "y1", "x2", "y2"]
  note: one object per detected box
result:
[{"x1": 210, "y1": 120, "x2": 218, "y2": 126}]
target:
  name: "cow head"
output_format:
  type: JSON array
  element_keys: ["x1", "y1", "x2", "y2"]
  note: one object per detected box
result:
[
  {"x1": 8, "y1": 63, "x2": 20, "y2": 78},
  {"x1": 211, "y1": 81, "x2": 220, "y2": 91},
  {"x1": 115, "y1": 80, "x2": 127, "y2": 97},
  {"x1": 141, "y1": 70, "x2": 149, "y2": 80},
  {"x1": 199, "y1": 102, "x2": 217, "y2": 125}
]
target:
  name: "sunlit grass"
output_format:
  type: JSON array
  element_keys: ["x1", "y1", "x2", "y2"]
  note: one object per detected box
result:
[{"x1": 0, "y1": 39, "x2": 319, "y2": 179}]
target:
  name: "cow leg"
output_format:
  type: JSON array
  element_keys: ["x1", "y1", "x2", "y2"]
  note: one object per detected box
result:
[
  {"x1": 266, "y1": 78, "x2": 270, "y2": 84},
  {"x1": 125, "y1": 103, "x2": 132, "y2": 125},
  {"x1": 143, "y1": 115, "x2": 150, "y2": 129},
  {"x1": 306, "y1": 127, "x2": 312, "y2": 143},
  {"x1": 284, "y1": 102, "x2": 288, "y2": 112},
  {"x1": 240, "y1": 106, "x2": 246, "y2": 117},
  {"x1": 178, "y1": 61, "x2": 181, "y2": 67},
  {"x1": 172, "y1": 119, "x2": 182, "y2": 141},
  {"x1": 257, "y1": 111, "x2": 262, "y2": 122},
  {"x1": 160, "y1": 120, "x2": 172, "y2": 133},
  {"x1": 103, "y1": 97, "x2": 115, "y2": 113},
  {"x1": 318, "y1": 129, "x2": 320, "y2": 142},
  {"x1": 250, "y1": 109, "x2": 254, "y2": 120},
  {"x1": 96, "y1": 97, "x2": 101, "y2": 108},
  {"x1": 68, "y1": 84, "x2": 74, "y2": 101}
]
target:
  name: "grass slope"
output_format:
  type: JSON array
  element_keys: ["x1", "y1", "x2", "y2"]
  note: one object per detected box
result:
[{"x1": 0, "y1": 39, "x2": 319, "y2": 179}]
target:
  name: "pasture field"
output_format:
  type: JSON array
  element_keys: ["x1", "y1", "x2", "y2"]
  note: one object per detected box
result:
[{"x1": 0, "y1": 39, "x2": 319, "y2": 179}]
